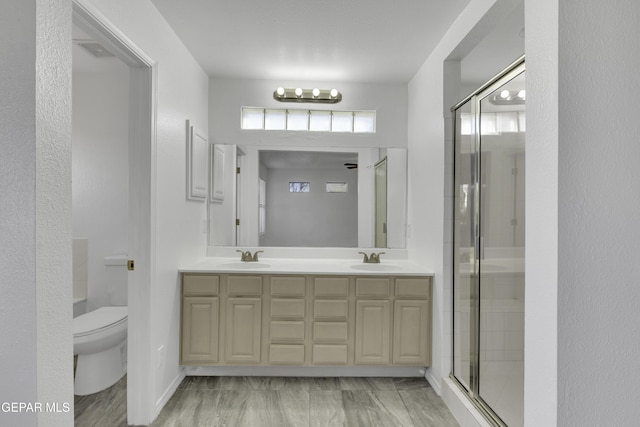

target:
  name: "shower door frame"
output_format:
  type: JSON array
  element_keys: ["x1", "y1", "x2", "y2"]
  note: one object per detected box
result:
[{"x1": 450, "y1": 55, "x2": 525, "y2": 427}]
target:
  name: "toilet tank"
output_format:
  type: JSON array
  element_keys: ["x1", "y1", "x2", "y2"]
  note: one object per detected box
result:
[{"x1": 104, "y1": 255, "x2": 128, "y2": 306}]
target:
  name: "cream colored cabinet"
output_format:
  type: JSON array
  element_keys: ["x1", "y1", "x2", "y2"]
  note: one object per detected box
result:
[
  {"x1": 268, "y1": 276, "x2": 306, "y2": 365},
  {"x1": 312, "y1": 277, "x2": 351, "y2": 365},
  {"x1": 355, "y1": 300, "x2": 390, "y2": 364},
  {"x1": 393, "y1": 278, "x2": 431, "y2": 365},
  {"x1": 180, "y1": 275, "x2": 220, "y2": 364},
  {"x1": 354, "y1": 278, "x2": 391, "y2": 365},
  {"x1": 393, "y1": 300, "x2": 430, "y2": 365},
  {"x1": 225, "y1": 297, "x2": 262, "y2": 363},
  {"x1": 180, "y1": 273, "x2": 431, "y2": 367},
  {"x1": 224, "y1": 275, "x2": 262, "y2": 364}
]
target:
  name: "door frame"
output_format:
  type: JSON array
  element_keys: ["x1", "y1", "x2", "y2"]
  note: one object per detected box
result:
[{"x1": 72, "y1": 1, "x2": 157, "y2": 424}]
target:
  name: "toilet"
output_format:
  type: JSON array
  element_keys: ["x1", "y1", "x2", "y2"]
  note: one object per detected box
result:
[{"x1": 73, "y1": 306, "x2": 128, "y2": 395}]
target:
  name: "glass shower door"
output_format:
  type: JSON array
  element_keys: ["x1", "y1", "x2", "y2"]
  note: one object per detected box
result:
[
  {"x1": 477, "y1": 72, "x2": 525, "y2": 427},
  {"x1": 452, "y1": 59, "x2": 525, "y2": 427},
  {"x1": 452, "y1": 99, "x2": 476, "y2": 393}
]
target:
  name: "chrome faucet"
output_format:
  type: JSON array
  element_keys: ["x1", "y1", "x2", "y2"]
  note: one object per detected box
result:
[
  {"x1": 358, "y1": 251, "x2": 385, "y2": 264},
  {"x1": 236, "y1": 250, "x2": 263, "y2": 262}
]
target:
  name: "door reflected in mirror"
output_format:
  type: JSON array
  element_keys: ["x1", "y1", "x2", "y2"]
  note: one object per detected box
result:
[
  {"x1": 374, "y1": 157, "x2": 388, "y2": 248},
  {"x1": 208, "y1": 145, "x2": 407, "y2": 249}
]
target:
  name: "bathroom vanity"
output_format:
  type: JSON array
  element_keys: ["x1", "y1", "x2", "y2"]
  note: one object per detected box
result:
[{"x1": 179, "y1": 259, "x2": 432, "y2": 369}]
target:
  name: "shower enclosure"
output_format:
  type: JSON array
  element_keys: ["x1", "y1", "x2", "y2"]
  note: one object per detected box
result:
[{"x1": 451, "y1": 57, "x2": 525, "y2": 426}]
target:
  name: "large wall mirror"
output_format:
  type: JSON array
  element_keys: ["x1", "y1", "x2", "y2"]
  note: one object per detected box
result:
[{"x1": 208, "y1": 145, "x2": 407, "y2": 249}]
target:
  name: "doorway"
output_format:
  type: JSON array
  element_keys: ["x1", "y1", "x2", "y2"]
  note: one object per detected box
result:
[
  {"x1": 451, "y1": 58, "x2": 525, "y2": 426},
  {"x1": 72, "y1": 1, "x2": 156, "y2": 424}
]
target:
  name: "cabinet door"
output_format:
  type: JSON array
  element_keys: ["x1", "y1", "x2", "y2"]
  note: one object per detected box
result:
[
  {"x1": 355, "y1": 300, "x2": 390, "y2": 365},
  {"x1": 393, "y1": 300, "x2": 430, "y2": 365},
  {"x1": 225, "y1": 298, "x2": 262, "y2": 364},
  {"x1": 181, "y1": 296, "x2": 219, "y2": 364}
]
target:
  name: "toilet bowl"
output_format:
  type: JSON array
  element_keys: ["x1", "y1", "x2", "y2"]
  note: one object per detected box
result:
[{"x1": 73, "y1": 306, "x2": 128, "y2": 395}]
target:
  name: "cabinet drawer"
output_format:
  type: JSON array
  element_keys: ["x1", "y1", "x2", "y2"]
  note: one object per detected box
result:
[
  {"x1": 312, "y1": 344, "x2": 348, "y2": 365},
  {"x1": 270, "y1": 321, "x2": 305, "y2": 341},
  {"x1": 227, "y1": 276, "x2": 262, "y2": 296},
  {"x1": 314, "y1": 300, "x2": 348, "y2": 320},
  {"x1": 183, "y1": 275, "x2": 219, "y2": 296},
  {"x1": 269, "y1": 344, "x2": 305, "y2": 365},
  {"x1": 271, "y1": 276, "x2": 306, "y2": 297},
  {"x1": 356, "y1": 278, "x2": 390, "y2": 297},
  {"x1": 270, "y1": 299, "x2": 305, "y2": 318},
  {"x1": 395, "y1": 278, "x2": 431, "y2": 298},
  {"x1": 314, "y1": 277, "x2": 349, "y2": 297},
  {"x1": 313, "y1": 322, "x2": 348, "y2": 342}
]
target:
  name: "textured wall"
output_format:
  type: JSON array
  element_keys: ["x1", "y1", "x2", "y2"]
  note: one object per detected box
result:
[
  {"x1": 0, "y1": 2, "x2": 39, "y2": 424},
  {"x1": 557, "y1": 0, "x2": 640, "y2": 425},
  {"x1": 35, "y1": 0, "x2": 74, "y2": 423},
  {"x1": 0, "y1": 0, "x2": 73, "y2": 426}
]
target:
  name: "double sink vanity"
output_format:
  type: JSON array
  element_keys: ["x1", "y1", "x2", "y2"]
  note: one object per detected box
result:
[{"x1": 179, "y1": 254, "x2": 433, "y2": 371}]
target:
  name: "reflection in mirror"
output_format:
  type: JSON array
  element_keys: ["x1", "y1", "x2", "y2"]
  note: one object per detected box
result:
[
  {"x1": 374, "y1": 158, "x2": 388, "y2": 248},
  {"x1": 208, "y1": 145, "x2": 407, "y2": 249},
  {"x1": 259, "y1": 151, "x2": 358, "y2": 247}
]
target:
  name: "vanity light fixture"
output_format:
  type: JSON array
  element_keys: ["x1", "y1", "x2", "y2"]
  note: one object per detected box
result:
[
  {"x1": 488, "y1": 89, "x2": 526, "y2": 105},
  {"x1": 273, "y1": 87, "x2": 342, "y2": 104}
]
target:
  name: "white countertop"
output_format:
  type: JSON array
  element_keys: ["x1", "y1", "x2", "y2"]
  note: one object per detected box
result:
[{"x1": 180, "y1": 257, "x2": 432, "y2": 276}]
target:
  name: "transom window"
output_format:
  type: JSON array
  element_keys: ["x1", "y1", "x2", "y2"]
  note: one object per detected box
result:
[{"x1": 241, "y1": 107, "x2": 376, "y2": 133}]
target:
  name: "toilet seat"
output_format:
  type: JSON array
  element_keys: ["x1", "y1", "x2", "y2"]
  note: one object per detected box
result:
[{"x1": 74, "y1": 306, "x2": 127, "y2": 337}]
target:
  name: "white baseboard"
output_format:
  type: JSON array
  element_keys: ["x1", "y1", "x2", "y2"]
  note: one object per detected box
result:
[
  {"x1": 153, "y1": 369, "x2": 185, "y2": 420},
  {"x1": 183, "y1": 366, "x2": 425, "y2": 377},
  {"x1": 441, "y1": 377, "x2": 492, "y2": 427},
  {"x1": 424, "y1": 368, "x2": 442, "y2": 395}
]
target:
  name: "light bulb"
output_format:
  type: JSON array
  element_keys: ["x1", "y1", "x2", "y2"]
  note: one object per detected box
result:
[
  {"x1": 312, "y1": 88, "x2": 320, "y2": 97},
  {"x1": 330, "y1": 88, "x2": 338, "y2": 98},
  {"x1": 295, "y1": 87, "x2": 303, "y2": 97},
  {"x1": 500, "y1": 90, "x2": 510, "y2": 99},
  {"x1": 517, "y1": 90, "x2": 526, "y2": 100},
  {"x1": 276, "y1": 87, "x2": 285, "y2": 97}
]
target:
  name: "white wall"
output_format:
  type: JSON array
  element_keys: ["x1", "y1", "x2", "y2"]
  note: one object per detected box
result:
[
  {"x1": 209, "y1": 78, "x2": 407, "y2": 149},
  {"x1": 261, "y1": 167, "x2": 358, "y2": 247},
  {"x1": 77, "y1": 0, "x2": 209, "y2": 421},
  {"x1": 0, "y1": 1, "x2": 74, "y2": 426},
  {"x1": 524, "y1": 0, "x2": 558, "y2": 425},
  {"x1": 72, "y1": 67, "x2": 130, "y2": 309},
  {"x1": 554, "y1": 0, "x2": 640, "y2": 425},
  {"x1": 407, "y1": 0, "x2": 508, "y2": 399}
]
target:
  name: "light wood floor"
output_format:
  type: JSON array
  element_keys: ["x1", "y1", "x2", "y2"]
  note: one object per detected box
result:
[{"x1": 74, "y1": 376, "x2": 459, "y2": 427}]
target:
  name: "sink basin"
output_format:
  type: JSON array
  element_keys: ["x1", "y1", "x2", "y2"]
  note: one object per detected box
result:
[
  {"x1": 215, "y1": 262, "x2": 271, "y2": 270},
  {"x1": 350, "y1": 264, "x2": 401, "y2": 271}
]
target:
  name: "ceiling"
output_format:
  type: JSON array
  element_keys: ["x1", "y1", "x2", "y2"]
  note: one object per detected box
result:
[{"x1": 151, "y1": 0, "x2": 470, "y2": 83}]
